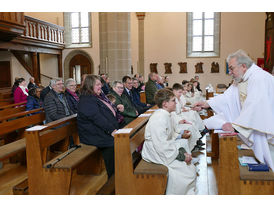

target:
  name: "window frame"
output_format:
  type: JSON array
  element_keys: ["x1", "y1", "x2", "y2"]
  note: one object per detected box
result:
[
  {"x1": 64, "y1": 12, "x2": 92, "y2": 48},
  {"x1": 187, "y1": 12, "x2": 220, "y2": 58}
]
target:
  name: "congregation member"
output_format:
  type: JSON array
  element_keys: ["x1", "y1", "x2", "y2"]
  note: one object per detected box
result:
[
  {"x1": 145, "y1": 72, "x2": 158, "y2": 105},
  {"x1": 40, "y1": 83, "x2": 52, "y2": 102},
  {"x1": 100, "y1": 73, "x2": 110, "y2": 95},
  {"x1": 26, "y1": 87, "x2": 42, "y2": 111},
  {"x1": 194, "y1": 75, "x2": 202, "y2": 92},
  {"x1": 43, "y1": 78, "x2": 73, "y2": 123},
  {"x1": 110, "y1": 81, "x2": 138, "y2": 124},
  {"x1": 64, "y1": 78, "x2": 79, "y2": 114},
  {"x1": 194, "y1": 49, "x2": 274, "y2": 171},
  {"x1": 142, "y1": 88, "x2": 197, "y2": 195},
  {"x1": 77, "y1": 75, "x2": 120, "y2": 178},
  {"x1": 11, "y1": 77, "x2": 20, "y2": 95},
  {"x1": 132, "y1": 77, "x2": 150, "y2": 110},
  {"x1": 163, "y1": 76, "x2": 169, "y2": 87},
  {"x1": 122, "y1": 75, "x2": 148, "y2": 114},
  {"x1": 156, "y1": 75, "x2": 164, "y2": 89},
  {"x1": 13, "y1": 78, "x2": 28, "y2": 104},
  {"x1": 27, "y1": 76, "x2": 38, "y2": 90}
]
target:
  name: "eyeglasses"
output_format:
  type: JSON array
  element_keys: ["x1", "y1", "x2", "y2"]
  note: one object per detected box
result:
[
  {"x1": 117, "y1": 86, "x2": 124, "y2": 90},
  {"x1": 69, "y1": 85, "x2": 77, "y2": 87},
  {"x1": 228, "y1": 64, "x2": 242, "y2": 72}
]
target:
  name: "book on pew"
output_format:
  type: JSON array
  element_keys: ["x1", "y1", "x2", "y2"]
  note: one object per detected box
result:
[
  {"x1": 238, "y1": 156, "x2": 258, "y2": 166},
  {"x1": 247, "y1": 164, "x2": 269, "y2": 172}
]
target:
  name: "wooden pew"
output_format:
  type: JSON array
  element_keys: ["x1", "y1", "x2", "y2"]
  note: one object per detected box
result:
[
  {"x1": 0, "y1": 98, "x2": 14, "y2": 107},
  {"x1": 0, "y1": 108, "x2": 45, "y2": 162},
  {"x1": 25, "y1": 114, "x2": 107, "y2": 195},
  {"x1": 0, "y1": 102, "x2": 26, "y2": 117},
  {"x1": 114, "y1": 107, "x2": 168, "y2": 195},
  {"x1": 217, "y1": 134, "x2": 274, "y2": 195}
]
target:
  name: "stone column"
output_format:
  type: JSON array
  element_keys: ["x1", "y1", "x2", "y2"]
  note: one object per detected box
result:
[
  {"x1": 99, "y1": 12, "x2": 131, "y2": 81},
  {"x1": 136, "y1": 12, "x2": 145, "y2": 76}
]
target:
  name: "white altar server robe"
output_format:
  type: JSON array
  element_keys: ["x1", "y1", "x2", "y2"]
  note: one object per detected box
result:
[{"x1": 142, "y1": 109, "x2": 197, "y2": 194}]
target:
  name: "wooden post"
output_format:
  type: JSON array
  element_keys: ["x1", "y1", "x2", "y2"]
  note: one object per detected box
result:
[
  {"x1": 32, "y1": 52, "x2": 40, "y2": 85},
  {"x1": 57, "y1": 53, "x2": 63, "y2": 78}
]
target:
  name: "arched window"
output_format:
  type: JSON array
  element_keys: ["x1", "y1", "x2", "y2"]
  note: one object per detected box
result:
[
  {"x1": 187, "y1": 12, "x2": 220, "y2": 57},
  {"x1": 64, "y1": 12, "x2": 92, "y2": 48}
]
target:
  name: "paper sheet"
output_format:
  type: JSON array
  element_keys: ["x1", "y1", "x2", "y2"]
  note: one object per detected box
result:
[
  {"x1": 26, "y1": 125, "x2": 47, "y2": 131},
  {"x1": 147, "y1": 109, "x2": 157, "y2": 112},
  {"x1": 115, "y1": 128, "x2": 133, "y2": 134},
  {"x1": 139, "y1": 113, "x2": 151, "y2": 117},
  {"x1": 240, "y1": 156, "x2": 258, "y2": 164}
]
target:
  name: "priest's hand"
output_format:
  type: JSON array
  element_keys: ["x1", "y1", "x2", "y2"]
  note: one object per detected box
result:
[
  {"x1": 222, "y1": 122, "x2": 235, "y2": 132},
  {"x1": 184, "y1": 153, "x2": 192, "y2": 165},
  {"x1": 181, "y1": 130, "x2": 191, "y2": 139},
  {"x1": 193, "y1": 101, "x2": 210, "y2": 110}
]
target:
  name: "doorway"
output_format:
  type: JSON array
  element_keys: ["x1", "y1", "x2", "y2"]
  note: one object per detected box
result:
[
  {"x1": 69, "y1": 54, "x2": 92, "y2": 84},
  {"x1": 0, "y1": 61, "x2": 11, "y2": 88}
]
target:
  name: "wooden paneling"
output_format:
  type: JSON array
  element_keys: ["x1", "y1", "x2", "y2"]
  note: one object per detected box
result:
[
  {"x1": 0, "y1": 61, "x2": 11, "y2": 88},
  {"x1": 0, "y1": 12, "x2": 25, "y2": 40}
]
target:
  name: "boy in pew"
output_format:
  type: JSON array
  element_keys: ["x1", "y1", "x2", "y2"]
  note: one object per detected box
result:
[
  {"x1": 171, "y1": 84, "x2": 205, "y2": 152},
  {"x1": 142, "y1": 88, "x2": 197, "y2": 195}
]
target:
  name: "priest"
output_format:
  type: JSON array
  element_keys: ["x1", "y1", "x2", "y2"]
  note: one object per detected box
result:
[{"x1": 194, "y1": 49, "x2": 274, "y2": 171}]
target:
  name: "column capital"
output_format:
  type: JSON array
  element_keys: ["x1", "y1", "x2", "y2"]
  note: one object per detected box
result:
[{"x1": 136, "y1": 12, "x2": 146, "y2": 20}]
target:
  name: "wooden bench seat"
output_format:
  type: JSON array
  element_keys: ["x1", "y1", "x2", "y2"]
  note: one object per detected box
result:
[
  {"x1": 25, "y1": 114, "x2": 107, "y2": 195},
  {"x1": 0, "y1": 138, "x2": 25, "y2": 161},
  {"x1": 134, "y1": 159, "x2": 168, "y2": 175},
  {"x1": 115, "y1": 106, "x2": 168, "y2": 195}
]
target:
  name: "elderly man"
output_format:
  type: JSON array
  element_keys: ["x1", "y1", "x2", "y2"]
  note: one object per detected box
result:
[
  {"x1": 145, "y1": 72, "x2": 158, "y2": 105},
  {"x1": 194, "y1": 49, "x2": 274, "y2": 171},
  {"x1": 27, "y1": 76, "x2": 38, "y2": 90},
  {"x1": 110, "y1": 80, "x2": 138, "y2": 124},
  {"x1": 122, "y1": 76, "x2": 149, "y2": 114},
  {"x1": 44, "y1": 78, "x2": 73, "y2": 123}
]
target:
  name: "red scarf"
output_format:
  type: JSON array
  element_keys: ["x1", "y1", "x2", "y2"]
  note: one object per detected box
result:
[{"x1": 66, "y1": 89, "x2": 79, "y2": 101}]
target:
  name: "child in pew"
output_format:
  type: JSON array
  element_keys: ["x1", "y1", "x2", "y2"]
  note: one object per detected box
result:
[
  {"x1": 106, "y1": 94, "x2": 126, "y2": 128},
  {"x1": 141, "y1": 88, "x2": 197, "y2": 195},
  {"x1": 171, "y1": 84, "x2": 204, "y2": 152}
]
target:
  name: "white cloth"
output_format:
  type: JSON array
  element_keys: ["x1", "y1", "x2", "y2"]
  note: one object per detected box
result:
[
  {"x1": 19, "y1": 85, "x2": 28, "y2": 96},
  {"x1": 142, "y1": 109, "x2": 197, "y2": 195},
  {"x1": 207, "y1": 64, "x2": 274, "y2": 171}
]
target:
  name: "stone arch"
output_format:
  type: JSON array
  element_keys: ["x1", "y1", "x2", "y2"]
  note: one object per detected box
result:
[{"x1": 63, "y1": 50, "x2": 94, "y2": 81}]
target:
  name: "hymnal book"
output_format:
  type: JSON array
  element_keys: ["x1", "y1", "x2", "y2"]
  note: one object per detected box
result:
[{"x1": 247, "y1": 164, "x2": 269, "y2": 172}]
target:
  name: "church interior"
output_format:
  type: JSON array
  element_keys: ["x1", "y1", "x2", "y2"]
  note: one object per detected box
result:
[{"x1": 0, "y1": 10, "x2": 273, "y2": 196}]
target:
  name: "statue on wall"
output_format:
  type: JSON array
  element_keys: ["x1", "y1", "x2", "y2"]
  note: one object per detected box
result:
[
  {"x1": 211, "y1": 62, "x2": 219, "y2": 73},
  {"x1": 164, "y1": 63, "x2": 172, "y2": 74},
  {"x1": 150, "y1": 63, "x2": 158, "y2": 73},
  {"x1": 131, "y1": 65, "x2": 133, "y2": 75},
  {"x1": 178, "y1": 62, "x2": 187, "y2": 73},
  {"x1": 195, "y1": 62, "x2": 204, "y2": 73}
]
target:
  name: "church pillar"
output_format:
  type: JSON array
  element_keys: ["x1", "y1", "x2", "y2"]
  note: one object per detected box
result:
[
  {"x1": 136, "y1": 12, "x2": 145, "y2": 76},
  {"x1": 99, "y1": 12, "x2": 131, "y2": 81}
]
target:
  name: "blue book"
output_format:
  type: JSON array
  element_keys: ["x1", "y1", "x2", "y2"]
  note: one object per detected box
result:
[{"x1": 247, "y1": 164, "x2": 269, "y2": 172}]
